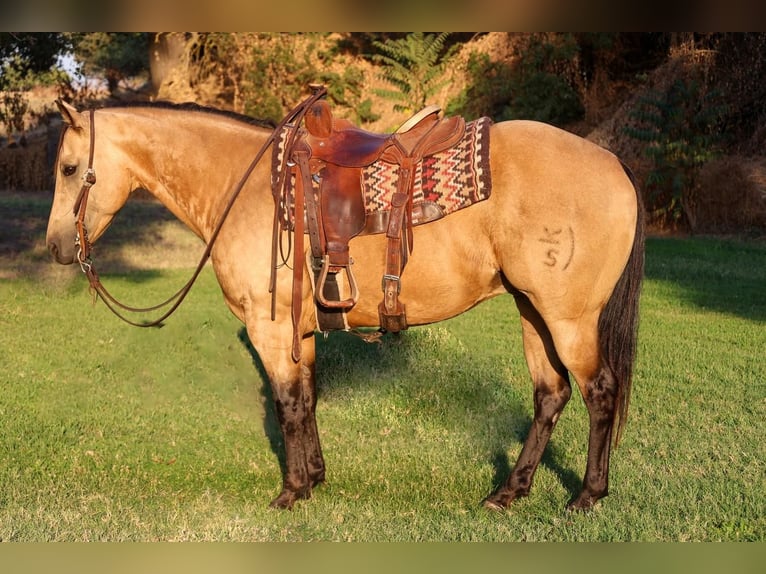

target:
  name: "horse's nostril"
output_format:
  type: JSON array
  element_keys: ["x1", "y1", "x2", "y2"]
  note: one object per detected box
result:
[{"x1": 47, "y1": 239, "x2": 75, "y2": 265}]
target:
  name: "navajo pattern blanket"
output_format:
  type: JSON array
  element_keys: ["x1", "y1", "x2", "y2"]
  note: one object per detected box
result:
[
  {"x1": 271, "y1": 116, "x2": 493, "y2": 230},
  {"x1": 362, "y1": 116, "x2": 492, "y2": 222}
]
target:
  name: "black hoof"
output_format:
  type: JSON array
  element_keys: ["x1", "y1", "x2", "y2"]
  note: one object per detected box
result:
[
  {"x1": 269, "y1": 486, "x2": 312, "y2": 510},
  {"x1": 269, "y1": 491, "x2": 296, "y2": 510},
  {"x1": 482, "y1": 497, "x2": 507, "y2": 512},
  {"x1": 566, "y1": 490, "x2": 606, "y2": 512},
  {"x1": 482, "y1": 487, "x2": 526, "y2": 511}
]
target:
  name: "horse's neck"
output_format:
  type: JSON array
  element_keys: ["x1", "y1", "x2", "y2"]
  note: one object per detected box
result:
[{"x1": 118, "y1": 110, "x2": 270, "y2": 241}]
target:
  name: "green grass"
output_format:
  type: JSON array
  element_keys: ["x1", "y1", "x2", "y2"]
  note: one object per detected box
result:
[{"x1": 1, "y1": 208, "x2": 764, "y2": 540}]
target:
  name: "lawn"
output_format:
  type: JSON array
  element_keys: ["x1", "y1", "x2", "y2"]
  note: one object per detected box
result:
[{"x1": 0, "y1": 194, "x2": 763, "y2": 541}]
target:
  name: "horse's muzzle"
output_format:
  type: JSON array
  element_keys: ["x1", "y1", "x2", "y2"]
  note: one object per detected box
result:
[{"x1": 47, "y1": 239, "x2": 75, "y2": 265}]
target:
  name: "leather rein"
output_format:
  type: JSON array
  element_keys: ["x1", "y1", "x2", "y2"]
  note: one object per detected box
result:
[{"x1": 71, "y1": 88, "x2": 327, "y2": 327}]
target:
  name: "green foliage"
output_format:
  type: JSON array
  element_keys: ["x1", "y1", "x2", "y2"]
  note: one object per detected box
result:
[
  {"x1": 0, "y1": 33, "x2": 66, "y2": 70},
  {"x1": 68, "y1": 33, "x2": 151, "y2": 94},
  {"x1": 0, "y1": 62, "x2": 70, "y2": 93},
  {"x1": 313, "y1": 66, "x2": 380, "y2": 125},
  {"x1": 445, "y1": 52, "x2": 513, "y2": 120},
  {"x1": 239, "y1": 34, "x2": 318, "y2": 122},
  {"x1": 183, "y1": 34, "x2": 376, "y2": 125},
  {"x1": 0, "y1": 34, "x2": 69, "y2": 142},
  {"x1": 0, "y1": 33, "x2": 71, "y2": 96},
  {"x1": 625, "y1": 77, "x2": 727, "y2": 228},
  {"x1": 447, "y1": 34, "x2": 583, "y2": 125},
  {"x1": 0, "y1": 33, "x2": 69, "y2": 90},
  {"x1": 243, "y1": 35, "x2": 375, "y2": 124},
  {"x1": 372, "y1": 32, "x2": 456, "y2": 115},
  {"x1": 502, "y1": 34, "x2": 584, "y2": 124},
  {"x1": 0, "y1": 92, "x2": 28, "y2": 142}
]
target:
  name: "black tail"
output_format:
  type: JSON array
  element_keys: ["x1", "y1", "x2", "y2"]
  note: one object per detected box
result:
[{"x1": 598, "y1": 163, "x2": 645, "y2": 446}]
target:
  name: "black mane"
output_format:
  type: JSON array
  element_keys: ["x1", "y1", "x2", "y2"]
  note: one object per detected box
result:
[{"x1": 99, "y1": 100, "x2": 276, "y2": 129}]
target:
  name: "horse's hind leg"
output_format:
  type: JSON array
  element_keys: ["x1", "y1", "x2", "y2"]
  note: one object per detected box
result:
[
  {"x1": 565, "y1": 353, "x2": 617, "y2": 510},
  {"x1": 548, "y1": 317, "x2": 617, "y2": 511},
  {"x1": 483, "y1": 294, "x2": 572, "y2": 510}
]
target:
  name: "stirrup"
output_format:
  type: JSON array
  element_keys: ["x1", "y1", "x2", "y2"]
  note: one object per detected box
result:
[{"x1": 315, "y1": 255, "x2": 359, "y2": 310}]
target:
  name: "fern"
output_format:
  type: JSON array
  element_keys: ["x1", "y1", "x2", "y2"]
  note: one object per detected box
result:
[{"x1": 371, "y1": 32, "x2": 455, "y2": 114}]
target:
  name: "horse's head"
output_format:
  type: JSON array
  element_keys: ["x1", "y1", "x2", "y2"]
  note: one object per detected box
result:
[{"x1": 46, "y1": 100, "x2": 133, "y2": 265}]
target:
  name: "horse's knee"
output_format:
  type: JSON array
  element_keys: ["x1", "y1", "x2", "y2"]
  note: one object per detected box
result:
[{"x1": 272, "y1": 382, "x2": 304, "y2": 428}]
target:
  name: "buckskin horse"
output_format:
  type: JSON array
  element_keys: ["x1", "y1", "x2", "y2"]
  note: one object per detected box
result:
[{"x1": 46, "y1": 93, "x2": 644, "y2": 512}]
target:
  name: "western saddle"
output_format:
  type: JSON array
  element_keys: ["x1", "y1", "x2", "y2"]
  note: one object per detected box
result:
[{"x1": 272, "y1": 86, "x2": 466, "y2": 361}]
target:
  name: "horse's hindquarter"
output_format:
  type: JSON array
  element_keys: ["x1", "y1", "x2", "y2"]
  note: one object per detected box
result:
[{"x1": 486, "y1": 121, "x2": 638, "y2": 317}]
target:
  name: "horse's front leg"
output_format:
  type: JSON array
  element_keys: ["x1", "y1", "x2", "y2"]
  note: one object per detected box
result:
[
  {"x1": 258, "y1": 333, "x2": 325, "y2": 510},
  {"x1": 295, "y1": 334, "x2": 325, "y2": 488}
]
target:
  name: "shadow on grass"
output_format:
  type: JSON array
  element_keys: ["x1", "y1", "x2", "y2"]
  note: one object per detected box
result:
[
  {"x1": 645, "y1": 236, "x2": 766, "y2": 322},
  {"x1": 488, "y1": 447, "x2": 582, "y2": 506},
  {"x1": 236, "y1": 328, "x2": 286, "y2": 482},
  {"x1": 236, "y1": 325, "x2": 584, "y2": 505},
  {"x1": 0, "y1": 192, "x2": 200, "y2": 281}
]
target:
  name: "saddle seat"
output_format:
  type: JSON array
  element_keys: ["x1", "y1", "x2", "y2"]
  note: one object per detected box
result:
[{"x1": 304, "y1": 100, "x2": 461, "y2": 168}]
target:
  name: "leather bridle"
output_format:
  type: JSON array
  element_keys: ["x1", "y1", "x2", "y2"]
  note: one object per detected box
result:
[
  {"x1": 69, "y1": 87, "x2": 327, "y2": 327},
  {"x1": 71, "y1": 107, "x2": 217, "y2": 327},
  {"x1": 73, "y1": 110, "x2": 97, "y2": 273}
]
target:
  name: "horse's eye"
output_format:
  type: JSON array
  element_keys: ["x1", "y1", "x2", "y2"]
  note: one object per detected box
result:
[{"x1": 62, "y1": 165, "x2": 77, "y2": 177}]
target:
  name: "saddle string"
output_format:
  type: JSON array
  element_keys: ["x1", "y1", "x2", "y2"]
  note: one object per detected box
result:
[{"x1": 74, "y1": 87, "x2": 328, "y2": 327}]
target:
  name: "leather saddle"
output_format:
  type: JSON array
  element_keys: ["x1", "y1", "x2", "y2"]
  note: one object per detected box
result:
[{"x1": 276, "y1": 89, "x2": 466, "y2": 360}]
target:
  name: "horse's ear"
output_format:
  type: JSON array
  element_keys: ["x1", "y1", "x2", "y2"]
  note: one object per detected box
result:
[{"x1": 55, "y1": 99, "x2": 80, "y2": 128}]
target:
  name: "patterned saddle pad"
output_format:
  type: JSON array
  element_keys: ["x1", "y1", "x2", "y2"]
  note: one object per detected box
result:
[{"x1": 362, "y1": 116, "x2": 493, "y2": 230}]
